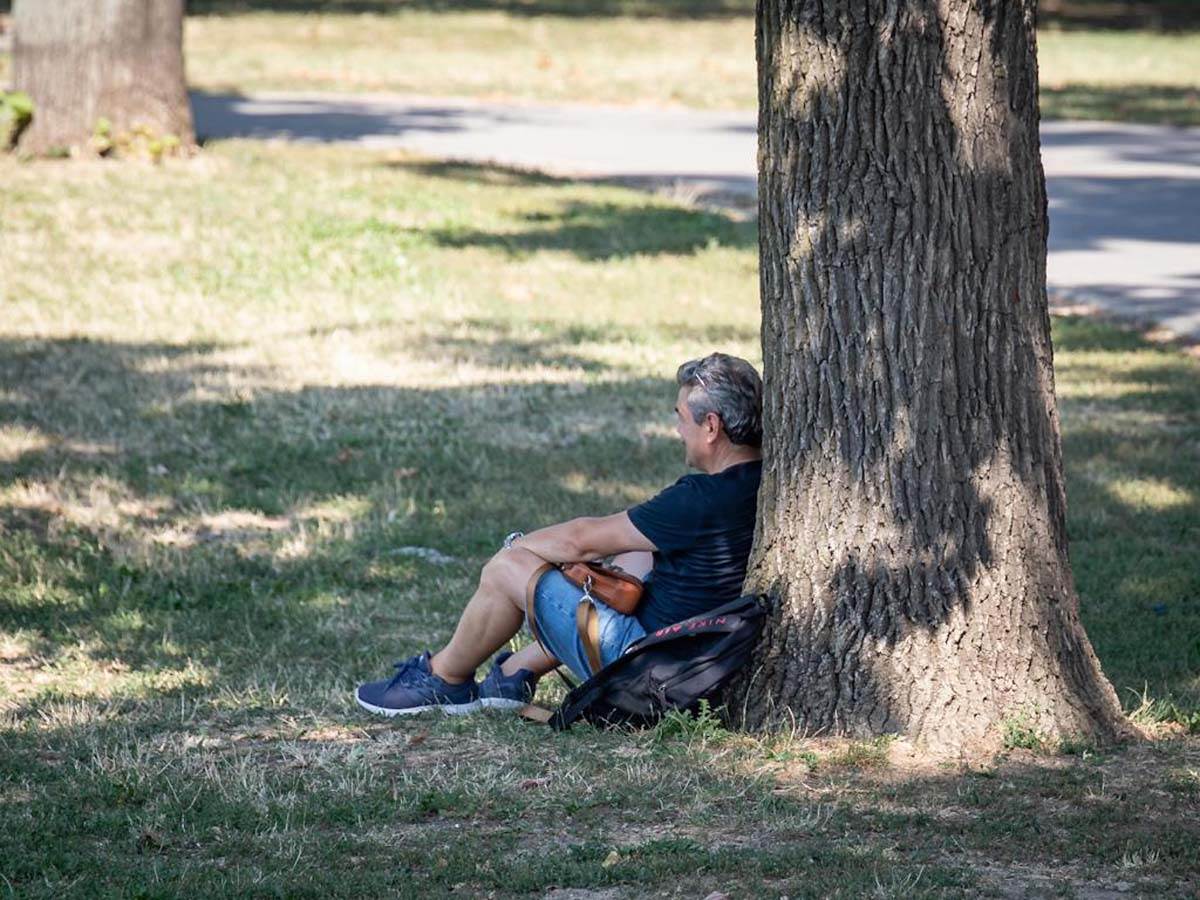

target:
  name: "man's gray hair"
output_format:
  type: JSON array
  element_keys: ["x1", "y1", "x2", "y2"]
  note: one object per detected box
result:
[{"x1": 676, "y1": 353, "x2": 763, "y2": 447}]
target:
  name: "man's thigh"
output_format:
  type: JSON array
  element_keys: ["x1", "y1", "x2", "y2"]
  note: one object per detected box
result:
[{"x1": 529, "y1": 569, "x2": 646, "y2": 680}]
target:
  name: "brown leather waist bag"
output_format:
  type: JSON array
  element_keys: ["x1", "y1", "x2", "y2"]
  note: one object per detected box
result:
[
  {"x1": 558, "y1": 561, "x2": 644, "y2": 615},
  {"x1": 523, "y1": 561, "x2": 646, "y2": 681}
]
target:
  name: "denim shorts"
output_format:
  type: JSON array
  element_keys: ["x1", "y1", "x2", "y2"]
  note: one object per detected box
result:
[{"x1": 527, "y1": 568, "x2": 647, "y2": 680}]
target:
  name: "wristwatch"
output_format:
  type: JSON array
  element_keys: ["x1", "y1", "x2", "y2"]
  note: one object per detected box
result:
[{"x1": 503, "y1": 531, "x2": 524, "y2": 549}]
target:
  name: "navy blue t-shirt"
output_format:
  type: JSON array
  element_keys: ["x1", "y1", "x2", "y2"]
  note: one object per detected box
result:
[{"x1": 627, "y1": 459, "x2": 761, "y2": 632}]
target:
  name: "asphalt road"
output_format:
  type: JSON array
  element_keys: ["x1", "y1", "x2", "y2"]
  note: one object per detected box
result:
[{"x1": 193, "y1": 91, "x2": 1200, "y2": 341}]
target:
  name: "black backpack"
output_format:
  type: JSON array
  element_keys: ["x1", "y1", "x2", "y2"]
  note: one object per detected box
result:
[{"x1": 546, "y1": 594, "x2": 767, "y2": 730}]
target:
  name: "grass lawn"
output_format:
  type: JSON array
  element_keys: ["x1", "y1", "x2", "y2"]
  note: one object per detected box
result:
[
  {"x1": 1, "y1": 142, "x2": 1198, "y2": 896},
  {"x1": 2, "y1": 4, "x2": 1199, "y2": 124},
  {"x1": 178, "y1": 11, "x2": 1199, "y2": 127}
]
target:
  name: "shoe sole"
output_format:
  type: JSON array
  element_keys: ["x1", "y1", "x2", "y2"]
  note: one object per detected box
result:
[
  {"x1": 478, "y1": 697, "x2": 529, "y2": 711},
  {"x1": 355, "y1": 693, "x2": 481, "y2": 717}
]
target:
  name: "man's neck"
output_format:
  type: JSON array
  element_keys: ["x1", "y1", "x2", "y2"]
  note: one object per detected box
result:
[{"x1": 700, "y1": 444, "x2": 762, "y2": 475}]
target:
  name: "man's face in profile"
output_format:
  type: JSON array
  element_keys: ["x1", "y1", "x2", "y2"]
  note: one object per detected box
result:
[{"x1": 674, "y1": 385, "x2": 710, "y2": 470}]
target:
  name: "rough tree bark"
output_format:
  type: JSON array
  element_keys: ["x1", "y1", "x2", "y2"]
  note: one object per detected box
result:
[
  {"x1": 733, "y1": 0, "x2": 1132, "y2": 751},
  {"x1": 12, "y1": 0, "x2": 193, "y2": 155}
]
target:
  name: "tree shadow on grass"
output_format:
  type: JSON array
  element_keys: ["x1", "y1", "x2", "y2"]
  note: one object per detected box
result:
[
  {"x1": 1040, "y1": 1, "x2": 1200, "y2": 31},
  {"x1": 386, "y1": 158, "x2": 757, "y2": 261},
  {"x1": 1, "y1": 318, "x2": 1194, "y2": 725},
  {"x1": 1050, "y1": 317, "x2": 1200, "y2": 714},
  {"x1": 0, "y1": 328, "x2": 694, "y2": 719},
  {"x1": 1, "y1": 336, "x2": 1198, "y2": 895},
  {"x1": 378, "y1": 317, "x2": 758, "y2": 371},
  {"x1": 386, "y1": 158, "x2": 564, "y2": 188},
  {"x1": 1042, "y1": 84, "x2": 1200, "y2": 128},
  {"x1": 428, "y1": 200, "x2": 754, "y2": 261},
  {"x1": 267, "y1": 316, "x2": 759, "y2": 375}
]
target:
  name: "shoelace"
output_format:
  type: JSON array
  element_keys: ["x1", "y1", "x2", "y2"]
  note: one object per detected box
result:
[{"x1": 386, "y1": 656, "x2": 425, "y2": 689}]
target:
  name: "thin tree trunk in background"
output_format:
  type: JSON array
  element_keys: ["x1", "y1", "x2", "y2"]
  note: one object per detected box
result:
[
  {"x1": 735, "y1": 0, "x2": 1131, "y2": 751},
  {"x1": 13, "y1": 0, "x2": 192, "y2": 155}
]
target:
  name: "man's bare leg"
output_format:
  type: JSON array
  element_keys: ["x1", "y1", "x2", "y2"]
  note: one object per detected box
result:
[
  {"x1": 428, "y1": 546, "x2": 549, "y2": 684},
  {"x1": 499, "y1": 641, "x2": 560, "y2": 679},
  {"x1": 432, "y1": 548, "x2": 655, "y2": 682}
]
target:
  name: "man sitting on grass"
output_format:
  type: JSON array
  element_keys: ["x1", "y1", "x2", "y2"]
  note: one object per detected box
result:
[{"x1": 355, "y1": 352, "x2": 764, "y2": 716}]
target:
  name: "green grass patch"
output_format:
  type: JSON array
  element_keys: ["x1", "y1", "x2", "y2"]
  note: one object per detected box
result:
[
  {"x1": 176, "y1": 12, "x2": 1200, "y2": 125},
  {"x1": 1001, "y1": 710, "x2": 1049, "y2": 752},
  {"x1": 1, "y1": 142, "x2": 1198, "y2": 895},
  {"x1": 823, "y1": 736, "x2": 895, "y2": 769},
  {"x1": 1039, "y1": 27, "x2": 1200, "y2": 124},
  {"x1": 180, "y1": 9, "x2": 760, "y2": 110}
]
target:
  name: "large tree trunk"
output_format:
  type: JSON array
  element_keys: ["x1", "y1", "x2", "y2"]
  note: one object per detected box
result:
[
  {"x1": 12, "y1": 0, "x2": 193, "y2": 155},
  {"x1": 737, "y1": 0, "x2": 1131, "y2": 751}
]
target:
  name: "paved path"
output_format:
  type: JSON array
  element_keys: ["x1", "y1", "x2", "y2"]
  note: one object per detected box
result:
[{"x1": 193, "y1": 91, "x2": 1200, "y2": 341}]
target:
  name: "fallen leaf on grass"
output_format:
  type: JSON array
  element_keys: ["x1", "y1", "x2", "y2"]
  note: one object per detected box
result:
[
  {"x1": 601, "y1": 850, "x2": 621, "y2": 868},
  {"x1": 408, "y1": 731, "x2": 429, "y2": 747},
  {"x1": 519, "y1": 777, "x2": 550, "y2": 790}
]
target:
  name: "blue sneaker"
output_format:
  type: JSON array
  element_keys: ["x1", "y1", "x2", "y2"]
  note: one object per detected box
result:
[
  {"x1": 477, "y1": 650, "x2": 539, "y2": 710},
  {"x1": 355, "y1": 652, "x2": 479, "y2": 717}
]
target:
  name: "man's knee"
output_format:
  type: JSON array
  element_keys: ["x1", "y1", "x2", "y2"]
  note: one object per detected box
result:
[
  {"x1": 480, "y1": 547, "x2": 545, "y2": 601},
  {"x1": 480, "y1": 547, "x2": 518, "y2": 585}
]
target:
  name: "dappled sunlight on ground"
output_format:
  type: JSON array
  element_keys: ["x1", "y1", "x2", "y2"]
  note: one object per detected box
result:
[
  {"x1": 0, "y1": 143, "x2": 1197, "y2": 895},
  {"x1": 1104, "y1": 476, "x2": 1194, "y2": 511}
]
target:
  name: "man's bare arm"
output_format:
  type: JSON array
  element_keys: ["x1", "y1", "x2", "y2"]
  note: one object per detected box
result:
[{"x1": 512, "y1": 512, "x2": 655, "y2": 564}]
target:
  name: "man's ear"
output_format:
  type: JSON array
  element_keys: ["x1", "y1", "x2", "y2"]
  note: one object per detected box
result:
[{"x1": 705, "y1": 412, "x2": 722, "y2": 442}]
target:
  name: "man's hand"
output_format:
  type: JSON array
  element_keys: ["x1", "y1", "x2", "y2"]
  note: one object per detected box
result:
[{"x1": 512, "y1": 512, "x2": 655, "y2": 564}]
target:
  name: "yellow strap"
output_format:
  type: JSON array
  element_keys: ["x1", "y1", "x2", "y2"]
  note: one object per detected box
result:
[
  {"x1": 525, "y1": 560, "x2": 602, "y2": 679},
  {"x1": 524, "y1": 561, "x2": 555, "y2": 658},
  {"x1": 576, "y1": 599, "x2": 603, "y2": 676}
]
